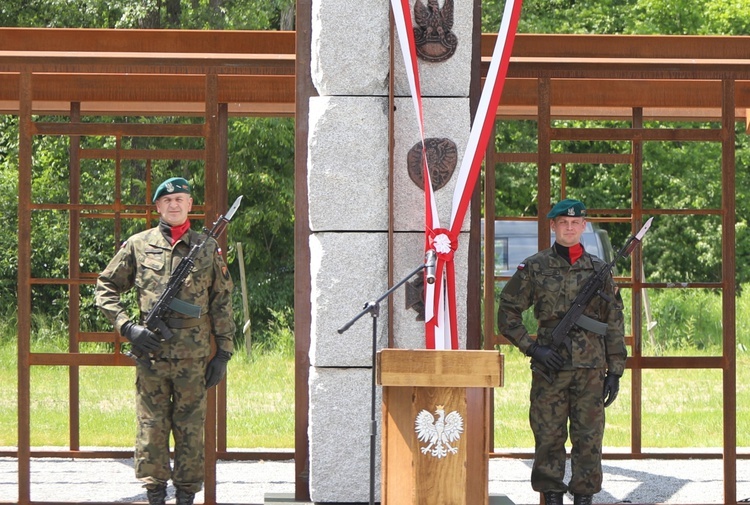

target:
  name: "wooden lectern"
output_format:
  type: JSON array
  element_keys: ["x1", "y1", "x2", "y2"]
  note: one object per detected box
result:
[{"x1": 377, "y1": 349, "x2": 503, "y2": 505}]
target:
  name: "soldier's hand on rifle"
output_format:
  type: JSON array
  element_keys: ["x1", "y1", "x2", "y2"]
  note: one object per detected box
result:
[
  {"x1": 205, "y1": 349, "x2": 232, "y2": 388},
  {"x1": 526, "y1": 342, "x2": 564, "y2": 371},
  {"x1": 603, "y1": 372, "x2": 621, "y2": 407},
  {"x1": 121, "y1": 321, "x2": 161, "y2": 353}
]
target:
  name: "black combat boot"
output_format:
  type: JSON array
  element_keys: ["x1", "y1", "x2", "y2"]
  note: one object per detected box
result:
[
  {"x1": 543, "y1": 491, "x2": 564, "y2": 505},
  {"x1": 175, "y1": 488, "x2": 195, "y2": 505},
  {"x1": 574, "y1": 494, "x2": 593, "y2": 505},
  {"x1": 146, "y1": 484, "x2": 167, "y2": 505}
]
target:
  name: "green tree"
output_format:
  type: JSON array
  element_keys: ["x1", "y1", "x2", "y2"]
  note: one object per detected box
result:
[
  {"x1": 0, "y1": 0, "x2": 294, "y2": 30},
  {"x1": 227, "y1": 117, "x2": 295, "y2": 344}
]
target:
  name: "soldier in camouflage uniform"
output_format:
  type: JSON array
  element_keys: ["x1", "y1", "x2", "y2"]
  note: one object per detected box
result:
[
  {"x1": 497, "y1": 199, "x2": 627, "y2": 505},
  {"x1": 95, "y1": 177, "x2": 236, "y2": 505}
]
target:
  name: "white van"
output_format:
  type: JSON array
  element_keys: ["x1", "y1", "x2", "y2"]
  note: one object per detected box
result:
[{"x1": 486, "y1": 219, "x2": 616, "y2": 278}]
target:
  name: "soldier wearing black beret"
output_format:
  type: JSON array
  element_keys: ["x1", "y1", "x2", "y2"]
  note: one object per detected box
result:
[{"x1": 497, "y1": 199, "x2": 627, "y2": 505}]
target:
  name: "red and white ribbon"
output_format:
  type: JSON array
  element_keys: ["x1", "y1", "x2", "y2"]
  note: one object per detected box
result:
[{"x1": 390, "y1": 0, "x2": 523, "y2": 349}]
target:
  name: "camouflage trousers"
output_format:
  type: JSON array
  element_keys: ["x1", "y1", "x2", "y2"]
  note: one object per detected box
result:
[
  {"x1": 529, "y1": 367, "x2": 606, "y2": 495},
  {"x1": 134, "y1": 357, "x2": 208, "y2": 494}
]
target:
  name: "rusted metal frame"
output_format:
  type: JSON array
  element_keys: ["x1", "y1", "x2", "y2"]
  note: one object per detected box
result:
[
  {"x1": 203, "y1": 70, "x2": 219, "y2": 505},
  {"x1": 29, "y1": 354, "x2": 133, "y2": 366},
  {"x1": 28, "y1": 203, "x2": 203, "y2": 213},
  {"x1": 630, "y1": 107, "x2": 644, "y2": 455},
  {"x1": 78, "y1": 331, "x2": 119, "y2": 343},
  {"x1": 0, "y1": 52, "x2": 295, "y2": 75},
  {"x1": 643, "y1": 282, "x2": 723, "y2": 289},
  {"x1": 504, "y1": 59, "x2": 750, "y2": 81},
  {"x1": 721, "y1": 78, "x2": 738, "y2": 504},
  {"x1": 483, "y1": 33, "x2": 750, "y2": 60},
  {"x1": 294, "y1": 0, "x2": 314, "y2": 498},
  {"x1": 80, "y1": 148, "x2": 205, "y2": 160},
  {"x1": 0, "y1": 74, "x2": 297, "y2": 115},
  {"x1": 0, "y1": 28, "x2": 296, "y2": 55},
  {"x1": 498, "y1": 78, "x2": 749, "y2": 109},
  {"x1": 492, "y1": 450, "x2": 745, "y2": 460},
  {"x1": 33, "y1": 122, "x2": 205, "y2": 137},
  {"x1": 496, "y1": 152, "x2": 632, "y2": 164},
  {"x1": 537, "y1": 78, "x2": 552, "y2": 243},
  {"x1": 466, "y1": 0, "x2": 483, "y2": 353},
  {"x1": 216, "y1": 101, "x2": 230, "y2": 460},
  {"x1": 17, "y1": 69, "x2": 32, "y2": 505},
  {"x1": 638, "y1": 356, "x2": 724, "y2": 368},
  {"x1": 483, "y1": 125, "x2": 497, "y2": 453},
  {"x1": 69, "y1": 101, "x2": 82, "y2": 452},
  {"x1": 551, "y1": 127, "x2": 723, "y2": 142},
  {"x1": 0, "y1": 447, "x2": 294, "y2": 460},
  {"x1": 483, "y1": 128, "x2": 497, "y2": 351},
  {"x1": 532, "y1": 85, "x2": 551, "y2": 505}
]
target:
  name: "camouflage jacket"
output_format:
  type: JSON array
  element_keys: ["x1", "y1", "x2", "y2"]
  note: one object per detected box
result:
[
  {"x1": 95, "y1": 226, "x2": 236, "y2": 359},
  {"x1": 497, "y1": 246, "x2": 627, "y2": 375}
]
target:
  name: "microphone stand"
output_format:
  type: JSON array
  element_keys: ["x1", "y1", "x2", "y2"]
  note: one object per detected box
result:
[{"x1": 337, "y1": 259, "x2": 430, "y2": 505}]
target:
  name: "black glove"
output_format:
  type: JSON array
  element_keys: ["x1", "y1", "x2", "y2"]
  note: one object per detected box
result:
[
  {"x1": 603, "y1": 372, "x2": 621, "y2": 407},
  {"x1": 120, "y1": 321, "x2": 161, "y2": 353},
  {"x1": 526, "y1": 342, "x2": 564, "y2": 371},
  {"x1": 205, "y1": 349, "x2": 232, "y2": 388}
]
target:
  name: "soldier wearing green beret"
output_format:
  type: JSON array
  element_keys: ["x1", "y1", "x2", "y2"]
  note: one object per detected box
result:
[
  {"x1": 95, "y1": 177, "x2": 236, "y2": 505},
  {"x1": 497, "y1": 199, "x2": 627, "y2": 505}
]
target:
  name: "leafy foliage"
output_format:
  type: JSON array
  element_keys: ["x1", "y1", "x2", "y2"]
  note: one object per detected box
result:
[
  {"x1": 0, "y1": 0, "x2": 294, "y2": 30},
  {"x1": 227, "y1": 117, "x2": 295, "y2": 346}
]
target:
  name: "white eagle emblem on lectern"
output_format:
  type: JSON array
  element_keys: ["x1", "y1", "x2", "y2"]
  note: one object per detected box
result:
[{"x1": 415, "y1": 404, "x2": 463, "y2": 458}]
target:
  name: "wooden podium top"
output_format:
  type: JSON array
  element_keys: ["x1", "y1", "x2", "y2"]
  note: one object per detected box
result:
[{"x1": 376, "y1": 349, "x2": 503, "y2": 388}]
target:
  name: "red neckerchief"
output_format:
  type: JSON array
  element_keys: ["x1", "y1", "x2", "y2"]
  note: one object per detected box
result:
[
  {"x1": 170, "y1": 220, "x2": 191, "y2": 245},
  {"x1": 569, "y1": 242, "x2": 583, "y2": 264}
]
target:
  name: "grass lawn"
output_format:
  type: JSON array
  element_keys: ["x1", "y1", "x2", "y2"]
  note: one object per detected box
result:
[{"x1": 1, "y1": 343, "x2": 748, "y2": 450}]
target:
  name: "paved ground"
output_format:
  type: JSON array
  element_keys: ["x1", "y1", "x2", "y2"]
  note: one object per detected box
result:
[{"x1": 1, "y1": 453, "x2": 749, "y2": 504}]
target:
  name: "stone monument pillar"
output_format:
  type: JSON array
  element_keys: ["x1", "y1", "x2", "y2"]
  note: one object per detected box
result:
[{"x1": 307, "y1": 0, "x2": 476, "y2": 500}]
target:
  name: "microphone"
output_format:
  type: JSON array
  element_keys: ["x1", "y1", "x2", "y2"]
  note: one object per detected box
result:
[{"x1": 425, "y1": 249, "x2": 437, "y2": 284}]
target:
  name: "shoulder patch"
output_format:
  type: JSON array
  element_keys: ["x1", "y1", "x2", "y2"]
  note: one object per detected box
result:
[
  {"x1": 517, "y1": 263, "x2": 525, "y2": 270},
  {"x1": 120, "y1": 240, "x2": 128, "y2": 248}
]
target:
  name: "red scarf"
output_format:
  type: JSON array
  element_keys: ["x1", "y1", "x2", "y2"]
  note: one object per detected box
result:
[
  {"x1": 569, "y1": 242, "x2": 583, "y2": 264},
  {"x1": 170, "y1": 220, "x2": 191, "y2": 245}
]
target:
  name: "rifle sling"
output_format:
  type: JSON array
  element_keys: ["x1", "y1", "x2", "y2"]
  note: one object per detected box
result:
[
  {"x1": 540, "y1": 314, "x2": 608, "y2": 336},
  {"x1": 169, "y1": 297, "x2": 203, "y2": 318}
]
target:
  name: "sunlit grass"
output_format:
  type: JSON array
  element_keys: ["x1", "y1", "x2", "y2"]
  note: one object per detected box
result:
[
  {"x1": 3, "y1": 340, "x2": 749, "y2": 451},
  {"x1": 493, "y1": 347, "x2": 750, "y2": 449}
]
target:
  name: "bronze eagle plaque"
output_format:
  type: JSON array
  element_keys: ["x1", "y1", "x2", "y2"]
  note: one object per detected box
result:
[
  {"x1": 413, "y1": 0, "x2": 458, "y2": 62},
  {"x1": 407, "y1": 137, "x2": 458, "y2": 191}
]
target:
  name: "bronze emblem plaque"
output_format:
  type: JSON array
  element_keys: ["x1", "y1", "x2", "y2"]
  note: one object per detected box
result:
[
  {"x1": 413, "y1": 0, "x2": 458, "y2": 62},
  {"x1": 407, "y1": 137, "x2": 458, "y2": 191}
]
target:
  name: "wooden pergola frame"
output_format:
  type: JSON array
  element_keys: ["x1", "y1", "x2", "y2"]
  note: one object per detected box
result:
[{"x1": 1, "y1": 18, "x2": 747, "y2": 505}]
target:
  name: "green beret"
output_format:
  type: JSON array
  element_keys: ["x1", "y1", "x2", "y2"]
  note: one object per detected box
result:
[
  {"x1": 153, "y1": 177, "x2": 191, "y2": 201},
  {"x1": 547, "y1": 198, "x2": 587, "y2": 218}
]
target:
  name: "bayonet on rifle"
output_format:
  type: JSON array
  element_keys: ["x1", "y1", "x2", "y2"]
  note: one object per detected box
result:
[
  {"x1": 124, "y1": 195, "x2": 243, "y2": 368},
  {"x1": 531, "y1": 217, "x2": 653, "y2": 383}
]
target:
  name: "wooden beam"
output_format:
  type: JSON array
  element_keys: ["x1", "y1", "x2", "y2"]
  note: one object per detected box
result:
[
  {"x1": 485, "y1": 33, "x2": 750, "y2": 60},
  {"x1": 0, "y1": 28, "x2": 295, "y2": 54},
  {"x1": 0, "y1": 50, "x2": 295, "y2": 74}
]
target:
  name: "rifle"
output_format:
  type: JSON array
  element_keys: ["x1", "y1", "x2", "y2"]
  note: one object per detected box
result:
[
  {"x1": 125, "y1": 195, "x2": 243, "y2": 368},
  {"x1": 531, "y1": 217, "x2": 653, "y2": 383}
]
